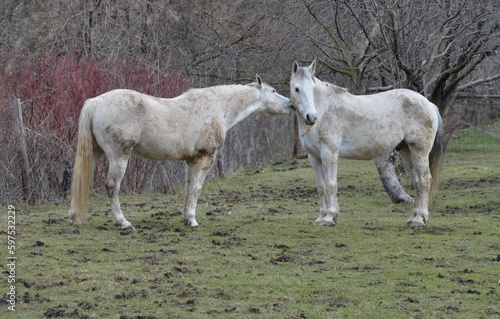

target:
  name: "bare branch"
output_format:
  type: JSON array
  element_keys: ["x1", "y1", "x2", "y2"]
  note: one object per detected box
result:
[
  {"x1": 301, "y1": 0, "x2": 349, "y2": 63},
  {"x1": 457, "y1": 73, "x2": 500, "y2": 92},
  {"x1": 456, "y1": 95, "x2": 500, "y2": 99},
  {"x1": 318, "y1": 59, "x2": 353, "y2": 77}
]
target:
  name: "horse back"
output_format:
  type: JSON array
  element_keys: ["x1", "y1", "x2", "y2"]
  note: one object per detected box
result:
[
  {"x1": 90, "y1": 89, "x2": 224, "y2": 161},
  {"x1": 345, "y1": 89, "x2": 439, "y2": 135},
  {"x1": 314, "y1": 87, "x2": 439, "y2": 160}
]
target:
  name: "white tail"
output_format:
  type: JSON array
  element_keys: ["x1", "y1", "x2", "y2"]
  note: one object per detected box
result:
[
  {"x1": 428, "y1": 110, "x2": 445, "y2": 204},
  {"x1": 69, "y1": 101, "x2": 95, "y2": 225}
]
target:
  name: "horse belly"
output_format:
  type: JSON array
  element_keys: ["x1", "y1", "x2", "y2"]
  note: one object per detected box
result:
[
  {"x1": 132, "y1": 140, "x2": 188, "y2": 160},
  {"x1": 338, "y1": 134, "x2": 401, "y2": 160},
  {"x1": 134, "y1": 118, "x2": 224, "y2": 161},
  {"x1": 133, "y1": 128, "x2": 201, "y2": 161}
]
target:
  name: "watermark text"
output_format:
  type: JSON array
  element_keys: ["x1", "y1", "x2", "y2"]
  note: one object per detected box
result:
[{"x1": 6, "y1": 205, "x2": 16, "y2": 311}]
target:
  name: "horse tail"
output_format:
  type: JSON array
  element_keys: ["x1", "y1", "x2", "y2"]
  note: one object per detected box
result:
[
  {"x1": 428, "y1": 108, "x2": 445, "y2": 204},
  {"x1": 69, "y1": 100, "x2": 95, "y2": 225}
]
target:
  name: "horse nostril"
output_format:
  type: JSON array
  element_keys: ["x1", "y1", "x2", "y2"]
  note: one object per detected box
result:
[
  {"x1": 306, "y1": 114, "x2": 314, "y2": 123},
  {"x1": 306, "y1": 114, "x2": 317, "y2": 125}
]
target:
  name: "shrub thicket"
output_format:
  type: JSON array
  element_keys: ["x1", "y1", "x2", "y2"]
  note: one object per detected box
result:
[{"x1": 1, "y1": 52, "x2": 188, "y2": 203}]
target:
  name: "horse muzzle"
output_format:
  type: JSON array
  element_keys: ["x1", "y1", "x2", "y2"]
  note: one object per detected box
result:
[{"x1": 305, "y1": 113, "x2": 318, "y2": 125}]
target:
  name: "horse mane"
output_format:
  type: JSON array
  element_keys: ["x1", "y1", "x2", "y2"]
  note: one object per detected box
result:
[
  {"x1": 323, "y1": 81, "x2": 349, "y2": 96},
  {"x1": 246, "y1": 82, "x2": 260, "y2": 88},
  {"x1": 183, "y1": 83, "x2": 253, "y2": 96}
]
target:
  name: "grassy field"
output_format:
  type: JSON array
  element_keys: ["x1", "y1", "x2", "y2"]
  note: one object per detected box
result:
[
  {"x1": 448, "y1": 121, "x2": 500, "y2": 151},
  {"x1": 1, "y1": 145, "x2": 499, "y2": 318}
]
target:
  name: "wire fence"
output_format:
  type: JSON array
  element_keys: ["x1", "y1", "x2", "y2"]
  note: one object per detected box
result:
[{"x1": 447, "y1": 121, "x2": 500, "y2": 152}]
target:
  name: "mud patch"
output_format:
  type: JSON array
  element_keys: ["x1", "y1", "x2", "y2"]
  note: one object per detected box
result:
[
  {"x1": 339, "y1": 185, "x2": 379, "y2": 197},
  {"x1": 270, "y1": 254, "x2": 294, "y2": 264},
  {"x1": 283, "y1": 186, "x2": 316, "y2": 202},
  {"x1": 212, "y1": 236, "x2": 246, "y2": 248},
  {"x1": 442, "y1": 176, "x2": 500, "y2": 192},
  {"x1": 44, "y1": 305, "x2": 67, "y2": 318}
]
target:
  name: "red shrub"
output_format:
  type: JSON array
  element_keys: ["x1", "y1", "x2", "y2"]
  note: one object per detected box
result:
[{"x1": 0, "y1": 51, "x2": 189, "y2": 202}]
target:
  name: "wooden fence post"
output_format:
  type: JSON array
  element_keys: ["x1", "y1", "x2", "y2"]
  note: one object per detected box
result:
[{"x1": 11, "y1": 98, "x2": 33, "y2": 204}]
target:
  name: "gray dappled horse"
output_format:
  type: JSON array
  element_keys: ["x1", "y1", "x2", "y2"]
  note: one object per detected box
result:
[
  {"x1": 290, "y1": 60, "x2": 444, "y2": 228},
  {"x1": 69, "y1": 76, "x2": 293, "y2": 230}
]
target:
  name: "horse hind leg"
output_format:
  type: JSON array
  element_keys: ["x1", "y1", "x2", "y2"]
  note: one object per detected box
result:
[
  {"x1": 106, "y1": 155, "x2": 134, "y2": 230},
  {"x1": 92, "y1": 143, "x2": 105, "y2": 171},
  {"x1": 374, "y1": 152, "x2": 413, "y2": 204},
  {"x1": 402, "y1": 148, "x2": 432, "y2": 228}
]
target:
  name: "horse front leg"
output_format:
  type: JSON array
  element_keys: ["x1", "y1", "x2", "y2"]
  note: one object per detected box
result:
[
  {"x1": 309, "y1": 153, "x2": 339, "y2": 226},
  {"x1": 183, "y1": 155, "x2": 216, "y2": 229}
]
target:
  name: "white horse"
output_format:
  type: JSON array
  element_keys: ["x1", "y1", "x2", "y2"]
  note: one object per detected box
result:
[
  {"x1": 290, "y1": 60, "x2": 444, "y2": 228},
  {"x1": 69, "y1": 76, "x2": 292, "y2": 230}
]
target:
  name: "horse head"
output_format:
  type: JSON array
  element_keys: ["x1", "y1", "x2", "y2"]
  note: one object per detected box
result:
[
  {"x1": 253, "y1": 75, "x2": 293, "y2": 116},
  {"x1": 290, "y1": 60, "x2": 318, "y2": 125}
]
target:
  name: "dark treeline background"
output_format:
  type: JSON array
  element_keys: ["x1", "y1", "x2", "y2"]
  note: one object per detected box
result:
[{"x1": 1, "y1": 0, "x2": 498, "y2": 203}]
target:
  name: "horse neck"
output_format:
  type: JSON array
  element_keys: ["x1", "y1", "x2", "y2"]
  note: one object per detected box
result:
[
  {"x1": 314, "y1": 78, "x2": 330, "y2": 114},
  {"x1": 220, "y1": 86, "x2": 261, "y2": 131},
  {"x1": 314, "y1": 78, "x2": 346, "y2": 113}
]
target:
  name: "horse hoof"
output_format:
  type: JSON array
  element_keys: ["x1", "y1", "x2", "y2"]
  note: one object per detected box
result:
[
  {"x1": 407, "y1": 221, "x2": 425, "y2": 229},
  {"x1": 69, "y1": 220, "x2": 81, "y2": 227},
  {"x1": 315, "y1": 220, "x2": 336, "y2": 227},
  {"x1": 69, "y1": 217, "x2": 82, "y2": 227},
  {"x1": 404, "y1": 196, "x2": 415, "y2": 203},
  {"x1": 185, "y1": 220, "x2": 200, "y2": 229},
  {"x1": 120, "y1": 227, "x2": 135, "y2": 235},
  {"x1": 395, "y1": 195, "x2": 414, "y2": 204},
  {"x1": 120, "y1": 224, "x2": 135, "y2": 231}
]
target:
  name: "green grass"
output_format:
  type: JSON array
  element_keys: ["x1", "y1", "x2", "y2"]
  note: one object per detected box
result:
[
  {"x1": 448, "y1": 121, "x2": 500, "y2": 151},
  {"x1": 1, "y1": 150, "x2": 499, "y2": 318}
]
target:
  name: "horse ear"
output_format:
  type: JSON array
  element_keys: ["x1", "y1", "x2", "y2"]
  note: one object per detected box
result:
[
  {"x1": 292, "y1": 61, "x2": 299, "y2": 75},
  {"x1": 307, "y1": 59, "x2": 317, "y2": 75},
  {"x1": 255, "y1": 75, "x2": 263, "y2": 88}
]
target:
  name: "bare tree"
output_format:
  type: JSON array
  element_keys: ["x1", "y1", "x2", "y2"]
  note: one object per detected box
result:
[
  {"x1": 369, "y1": 0, "x2": 500, "y2": 124},
  {"x1": 289, "y1": 0, "x2": 499, "y2": 131}
]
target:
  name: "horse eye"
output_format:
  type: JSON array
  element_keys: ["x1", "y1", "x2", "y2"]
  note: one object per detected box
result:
[
  {"x1": 272, "y1": 89, "x2": 276, "y2": 93},
  {"x1": 295, "y1": 87, "x2": 300, "y2": 92}
]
